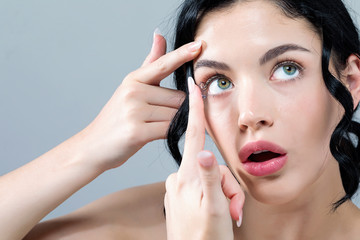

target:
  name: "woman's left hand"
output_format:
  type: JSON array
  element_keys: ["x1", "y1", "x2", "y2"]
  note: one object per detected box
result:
[{"x1": 164, "y1": 77, "x2": 245, "y2": 240}]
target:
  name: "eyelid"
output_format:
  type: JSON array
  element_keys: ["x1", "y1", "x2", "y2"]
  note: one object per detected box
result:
[
  {"x1": 270, "y1": 60, "x2": 304, "y2": 81},
  {"x1": 200, "y1": 73, "x2": 231, "y2": 90},
  {"x1": 271, "y1": 60, "x2": 304, "y2": 75},
  {"x1": 198, "y1": 73, "x2": 234, "y2": 98}
]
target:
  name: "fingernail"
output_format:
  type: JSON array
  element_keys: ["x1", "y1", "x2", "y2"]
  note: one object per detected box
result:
[
  {"x1": 197, "y1": 151, "x2": 214, "y2": 168},
  {"x1": 188, "y1": 76, "x2": 195, "y2": 94},
  {"x1": 151, "y1": 28, "x2": 162, "y2": 51},
  {"x1": 188, "y1": 40, "x2": 202, "y2": 52},
  {"x1": 153, "y1": 27, "x2": 162, "y2": 38},
  {"x1": 236, "y1": 210, "x2": 243, "y2": 228}
]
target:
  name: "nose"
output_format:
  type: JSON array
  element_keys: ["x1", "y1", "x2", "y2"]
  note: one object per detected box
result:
[
  {"x1": 237, "y1": 81, "x2": 274, "y2": 132},
  {"x1": 238, "y1": 111, "x2": 273, "y2": 131}
]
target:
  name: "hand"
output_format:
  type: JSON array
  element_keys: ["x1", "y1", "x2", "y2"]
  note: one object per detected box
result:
[
  {"x1": 164, "y1": 77, "x2": 245, "y2": 240},
  {"x1": 74, "y1": 33, "x2": 203, "y2": 171}
]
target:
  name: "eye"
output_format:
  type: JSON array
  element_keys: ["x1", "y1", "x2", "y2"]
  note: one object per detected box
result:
[
  {"x1": 205, "y1": 75, "x2": 234, "y2": 96},
  {"x1": 271, "y1": 61, "x2": 302, "y2": 81}
]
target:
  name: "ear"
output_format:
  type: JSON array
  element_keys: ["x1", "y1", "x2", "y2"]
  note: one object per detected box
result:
[{"x1": 344, "y1": 54, "x2": 360, "y2": 110}]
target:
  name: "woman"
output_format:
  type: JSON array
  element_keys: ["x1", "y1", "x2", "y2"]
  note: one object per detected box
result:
[{"x1": 2, "y1": 0, "x2": 360, "y2": 239}]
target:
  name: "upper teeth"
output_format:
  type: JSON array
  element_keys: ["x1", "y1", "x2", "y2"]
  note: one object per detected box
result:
[{"x1": 253, "y1": 150, "x2": 269, "y2": 155}]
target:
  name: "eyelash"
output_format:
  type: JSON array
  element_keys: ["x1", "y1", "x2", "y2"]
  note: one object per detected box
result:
[
  {"x1": 200, "y1": 73, "x2": 230, "y2": 90},
  {"x1": 271, "y1": 60, "x2": 304, "y2": 81},
  {"x1": 198, "y1": 59, "x2": 304, "y2": 95}
]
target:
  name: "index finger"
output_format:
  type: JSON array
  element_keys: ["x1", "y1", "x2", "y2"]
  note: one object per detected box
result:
[
  {"x1": 178, "y1": 76, "x2": 206, "y2": 177},
  {"x1": 130, "y1": 41, "x2": 202, "y2": 86}
]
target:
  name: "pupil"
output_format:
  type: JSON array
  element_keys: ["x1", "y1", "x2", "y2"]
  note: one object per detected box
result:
[
  {"x1": 219, "y1": 80, "x2": 229, "y2": 88},
  {"x1": 284, "y1": 65, "x2": 295, "y2": 75}
]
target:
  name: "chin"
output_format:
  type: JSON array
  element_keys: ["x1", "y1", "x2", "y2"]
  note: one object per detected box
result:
[{"x1": 242, "y1": 175, "x2": 306, "y2": 207}]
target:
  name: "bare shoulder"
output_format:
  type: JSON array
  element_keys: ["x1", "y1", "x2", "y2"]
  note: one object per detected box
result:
[
  {"x1": 352, "y1": 204, "x2": 360, "y2": 231},
  {"x1": 341, "y1": 202, "x2": 360, "y2": 239},
  {"x1": 24, "y1": 182, "x2": 167, "y2": 240}
]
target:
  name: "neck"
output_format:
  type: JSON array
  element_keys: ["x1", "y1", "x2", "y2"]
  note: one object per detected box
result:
[{"x1": 234, "y1": 162, "x2": 359, "y2": 240}]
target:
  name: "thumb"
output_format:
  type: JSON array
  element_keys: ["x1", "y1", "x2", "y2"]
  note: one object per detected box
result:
[
  {"x1": 220, "y1": 166, "x2": 245, "y2": 226},
  {"x1": 197, "y1": 151, "x2": 223, "y2": 203}
]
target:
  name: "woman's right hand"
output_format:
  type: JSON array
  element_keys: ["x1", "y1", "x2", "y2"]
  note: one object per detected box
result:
[
  {"x1": 77, "y1": 33, "x2": 203, "y2": 171},
  {"x1": 0, "y1": 32, "x2": 203, "y2": 240}
]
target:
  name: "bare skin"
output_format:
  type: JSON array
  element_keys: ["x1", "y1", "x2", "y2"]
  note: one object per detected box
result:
[
  {"x1": 24, "y1": 182, "x2": 360, "y2": 240},
  {"x1": 24, "y1": 182, "x2": 168, "y2": 240},
  {"x1": 3, "y1": 1, "x2": 360, "y2": 239},
  {"x1": 0, "y1": 32, "x2": 202, "y2": 239}
]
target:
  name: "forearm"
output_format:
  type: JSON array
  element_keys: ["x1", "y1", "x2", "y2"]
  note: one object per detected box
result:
[
  {"x1": 0, "y1": 133, "x2": 104, "y2": 240},
  {"x1": 0, "y1": 32, "x2": 199, "y2": 240}
]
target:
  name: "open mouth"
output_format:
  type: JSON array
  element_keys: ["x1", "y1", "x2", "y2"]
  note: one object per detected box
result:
[
  {"x1": 248, "y1": 150, "x2": 282, "y2": 162},
  {"x1": 239, "y1": 141, "x2": 288, "y2": 176}
]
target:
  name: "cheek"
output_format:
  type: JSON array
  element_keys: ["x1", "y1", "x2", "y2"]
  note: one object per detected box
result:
[
  {"x1": 285, "y1": 83, "x2": 341, "y2": 151},
  {"x1": 204, "y1": 100, "x2": 238, "y2": 147},
  {"x1": 279, "y1": 78, "x2": 343, "y2": 193}
]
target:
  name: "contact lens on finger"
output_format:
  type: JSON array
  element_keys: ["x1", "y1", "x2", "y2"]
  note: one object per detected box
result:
[
  {"x1": 186, "y1": 64, "x2": 208, "y2": 99},
  {"x1": 199, "y1": 82, "x2": 208, "y2": 99}
]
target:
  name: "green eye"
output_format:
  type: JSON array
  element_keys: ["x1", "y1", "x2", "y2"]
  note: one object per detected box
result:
[
  {"x1": 283, "y1": 65, "x2": 296, "y2": 75},
  {"x1": 207, "y1": 77, "x2": 233, "y2": 95},
  {"x1": 272, "y1": 62, "x2": 301, "y2": 81},
  {"x1": 218, "y1": 79, "x2": 231, "y2": 89}
]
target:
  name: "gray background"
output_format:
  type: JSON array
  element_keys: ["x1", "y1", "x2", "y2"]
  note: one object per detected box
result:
[{"x1": 0, "y1": 0, "x2": 359, "y2": 221}]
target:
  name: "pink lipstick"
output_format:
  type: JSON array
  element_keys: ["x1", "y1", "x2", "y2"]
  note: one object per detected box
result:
[{"x1": 239, "y1": 141, "x2": 287, "y2": 177}]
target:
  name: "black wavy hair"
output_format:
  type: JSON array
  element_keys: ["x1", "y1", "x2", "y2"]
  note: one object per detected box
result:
[{"x1": 166, "y1": 0, "x2": 360, "y2": 209}]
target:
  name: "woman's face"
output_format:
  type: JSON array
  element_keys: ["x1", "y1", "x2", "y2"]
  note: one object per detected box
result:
[{"x1": 193, "y1": 1, "x2": 344, "y2": 205}]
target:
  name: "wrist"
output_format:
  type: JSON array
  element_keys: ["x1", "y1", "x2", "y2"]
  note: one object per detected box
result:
[{"x1": 58, "y1": 130, "x2": 107, "y2": 176}]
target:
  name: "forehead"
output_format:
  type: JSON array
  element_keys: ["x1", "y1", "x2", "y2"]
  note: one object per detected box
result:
[{"x1": 195, "y1": 1, "x2": 321, "y2": 61}]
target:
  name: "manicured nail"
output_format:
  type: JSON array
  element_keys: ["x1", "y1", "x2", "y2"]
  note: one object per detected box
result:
[
  {"x1": 153, "y1": 28, "x2": 162, "y2": 38},
  {"x1": 236, "y1": 210, "x2": 243, "y2": 228},
  {"x1": 151, "y1": 28, "x2": 162, "y2": 51},
  {"x1": 188, "y1": 40, "x2": 202, "y2": 52},
  {"x1": 197, "y1": 151, "x2": 214, "y2": 168},
  {"x1": 188, "y1": 76, "x2": 195, "y2": 93}
]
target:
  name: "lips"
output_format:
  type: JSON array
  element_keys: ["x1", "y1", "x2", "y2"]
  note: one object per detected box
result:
[
  {"x1": 239, "y1": 141, "x2": 287, "y2": 176},
  {"x1": 239, "y1": 141, "x2": 286, "y2": 163},
  {"x1": 248, "y1": 150, "x2": 282, "y2": 162}
]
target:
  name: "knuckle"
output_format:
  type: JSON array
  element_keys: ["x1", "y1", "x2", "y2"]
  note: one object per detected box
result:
[
  {"x1": 124, "y1": 71, "x2": 137, "y2": 82},
  {"x1": 126, "y1": 103, "x2": 140, "y2": 119},
  {"x1": 207, "y1": 208, "x2": 221, "y2": 218},
  {"x1": 154, "y1": 58, "x2": 168, "y2": 72},
  {"x1": 122, "y1": 84, "x2": 140, "y2": 100},
  {"x1": 219, "y1": 165, "x2": 231, "y2": 176},
  {"x1": 120, "y1": 88, "x2": 133, "y2": 102},
  {"x1": 164, "y1": 193, "x2": 169, "y2": 208},
  {"x1": 123, "y1": 123, "x2": 141, "y2": 145},
  {"x1": 202, "y1": 172, "x2": 219, "y2": 184},
  {"x1": 122, "y1": 102, "x2": 140, "y2": 124},
  {"x1": 165, "y1": 173, "x2": 177, "y2": 191},
  {"x1": 175, "y1": 177, "x2": 188, "y2": 191},
  {"x1": 207, "y1": 205, "x2": 226, "y2": 218}
]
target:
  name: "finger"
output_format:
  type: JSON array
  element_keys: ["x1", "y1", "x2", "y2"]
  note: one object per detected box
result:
[
  {"x1": 197, "y1": 151, "x2": 223, "y2": 204},
  {"x1": 165, "y1": 172, "x2": 177, "y2": 193},
  {"x1": 142, "y1": 30, "x2": 167, "y2": 67},
  {"x1": 144, "y1": 121, "x2": 172, "y2": 141},
  {"x1": 145, "y1": 85, "x2": 185, "y2": 109},
  {"x1": 220, "y1": 166, "x2": 245, "y2": 225},
  {"x1": 131, "y1": 41, "x2": 202, "y2": 86},
  {"x1": 178, "y1": 77, "x2": 206, "y2": 175},
  {"x1": 144, "y1": 105, "x2": 178, "y2": 123},
  {"x1": 164, "y1": 172, "x2": 177, "y2": 215}
]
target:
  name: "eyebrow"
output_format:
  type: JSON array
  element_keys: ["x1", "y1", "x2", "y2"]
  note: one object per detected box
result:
[
  {"x1": 194, "y1": 60, "x2": 231, "y2": 71},
  {"x1": 259, "y1": 44, "x2": 310, "y2": 65},
  {"x1": 194, "y1": 43, "x2": 311, "y2": 71}
]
